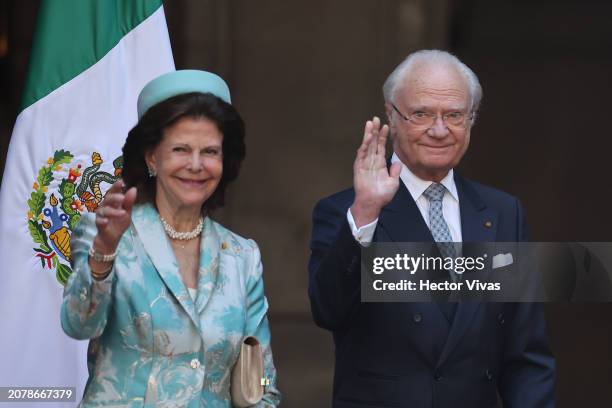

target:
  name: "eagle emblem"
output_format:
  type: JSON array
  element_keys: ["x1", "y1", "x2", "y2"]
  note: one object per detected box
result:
[{"x1": 27, "y1": 150, "x2": 122, "y2": 285}]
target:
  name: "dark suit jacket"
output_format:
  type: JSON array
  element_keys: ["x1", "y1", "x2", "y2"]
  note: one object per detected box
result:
[{"x1": 309, "y1": 172, "x2": 555, "y2": 408}]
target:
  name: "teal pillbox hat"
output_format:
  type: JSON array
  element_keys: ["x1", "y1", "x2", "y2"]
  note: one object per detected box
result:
[{"x1": 137, "y1": 70, "x2": 232, "y2": 119}]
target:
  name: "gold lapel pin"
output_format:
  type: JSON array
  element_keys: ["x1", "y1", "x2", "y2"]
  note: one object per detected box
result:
[
  {"x1": 221, "y1": 242, "x2": 228, "y2": 250},
  {"x1": 484, "y1": 221, "x2": 492, "y2": 228}
]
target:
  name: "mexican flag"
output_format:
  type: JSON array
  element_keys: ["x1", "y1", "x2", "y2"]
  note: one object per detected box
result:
[{"x1": 0, "y1": 0, "x2": 174, "y2": 403}]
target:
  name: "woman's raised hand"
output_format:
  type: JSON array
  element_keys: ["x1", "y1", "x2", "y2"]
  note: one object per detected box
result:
[{"x1": 93, "y1": 180, "x2": 137, "y2": 253}]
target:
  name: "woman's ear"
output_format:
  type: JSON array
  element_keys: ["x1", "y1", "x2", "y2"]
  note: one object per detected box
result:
[{"x1": 144, "y1": 149, "x2": 157, "y2": 177}]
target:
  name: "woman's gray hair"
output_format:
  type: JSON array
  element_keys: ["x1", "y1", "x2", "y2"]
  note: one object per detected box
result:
[{"x1": 382, "y1": 50, "x2": 483, "y2": 114}]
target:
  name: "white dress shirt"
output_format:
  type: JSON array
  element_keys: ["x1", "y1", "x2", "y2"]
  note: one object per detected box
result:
[{"x1": 347, "y1": 153, "x2": 462, "y2": 244}]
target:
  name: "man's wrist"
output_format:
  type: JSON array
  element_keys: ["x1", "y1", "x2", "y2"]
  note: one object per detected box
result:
[{"x1": 350, "y1": 201, "x2": 381, "y2": 228}]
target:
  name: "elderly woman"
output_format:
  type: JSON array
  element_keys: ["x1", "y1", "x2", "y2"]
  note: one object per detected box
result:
[{"x1": 61, "y1": 70, "x2": 281, "y2": 407}]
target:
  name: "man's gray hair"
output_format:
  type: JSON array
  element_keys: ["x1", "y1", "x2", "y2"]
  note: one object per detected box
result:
[{"x1": 382, "y1": 50, "x2": 483, "y2": 114}]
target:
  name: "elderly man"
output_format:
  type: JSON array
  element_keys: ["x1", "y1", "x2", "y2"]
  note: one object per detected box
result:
[{"x1": 309, "y1": 50, "x2": 555, "y2": 408}]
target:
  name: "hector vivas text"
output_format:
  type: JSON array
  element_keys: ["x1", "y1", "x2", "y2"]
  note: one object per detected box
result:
[{"x1": 370, "y1": 253, "x2": 502, "y2": 292}]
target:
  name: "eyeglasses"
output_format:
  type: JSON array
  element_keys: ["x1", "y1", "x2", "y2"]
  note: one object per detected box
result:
[{"x1": 391, "y1": 103, "x2": 473, "y2": 128}]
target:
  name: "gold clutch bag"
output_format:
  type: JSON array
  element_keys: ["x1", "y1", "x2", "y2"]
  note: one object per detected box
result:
[{"x1": 231, "y1": 336, "x2": 264, "y2": 407}]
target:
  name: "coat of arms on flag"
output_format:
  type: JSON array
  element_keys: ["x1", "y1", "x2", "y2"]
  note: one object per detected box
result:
[{"x1": 27, "y1": 151, "x2": 122, "y2": 285}]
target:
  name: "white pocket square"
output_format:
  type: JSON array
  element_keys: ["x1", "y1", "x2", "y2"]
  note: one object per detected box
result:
[{"x1": 492, "y1": 253, "x2": 513, "y2": 269}]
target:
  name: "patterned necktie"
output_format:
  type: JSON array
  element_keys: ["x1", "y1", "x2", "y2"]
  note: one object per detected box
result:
[{"x1": 423, "y1": 183, "x2": 458, "y2": 278}]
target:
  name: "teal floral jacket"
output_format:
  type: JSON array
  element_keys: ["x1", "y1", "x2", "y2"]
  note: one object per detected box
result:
[{"x1": 61, "y1": 203, "x2": 281, "y2": 407}]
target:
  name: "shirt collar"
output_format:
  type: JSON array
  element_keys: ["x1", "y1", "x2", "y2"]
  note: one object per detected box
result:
[{"x1": 390, "y1": 153, "x2": 459, "y2": 202}]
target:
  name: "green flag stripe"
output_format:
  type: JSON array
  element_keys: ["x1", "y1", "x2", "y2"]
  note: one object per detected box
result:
[{"x1": 20, "y1": 0, "x2": 163, "y2": 112}]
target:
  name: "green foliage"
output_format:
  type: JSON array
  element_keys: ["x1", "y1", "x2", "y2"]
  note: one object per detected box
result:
[
  {"x1": 53, "y1": 150, "x2": 73, "y2": 166},
  {"x1": 27, "y1": 191, "x2": 46, "y2": 215},
  {"x1": 28, "y1": 150, "x2": 75, "y2": 218},
  {"x1": 57, "y1": 178, "x2": 82, "y2": 231},
  {"x1": 69, "y1": 213, "x2": 81, "y2": 229},
  {"x1": 28, "y1": 220, "x2": 50, "y2": 252},
  {"x1": 61, "y1": 198, "x2": 76, "y2": 219},
  {"x1": 113, "y1": 155, "x2": 124, "y2": 169},
  {"x1": 37, "y1": 166, "x2": 53, "y2": 186},
  {"x1": 26, "y1": 150, "x2": 80, "y2": 282},
  {"x1": 56, "y1": 263, "x2": 73, "y2": 286},
  {"x1": 59, "y1": 179, "x2": 76, "y2": 196}
]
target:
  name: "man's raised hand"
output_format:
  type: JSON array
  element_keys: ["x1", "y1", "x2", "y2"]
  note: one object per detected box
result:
[{"x1": 350, "y1": 117, "x2": 401, "y2": 227}]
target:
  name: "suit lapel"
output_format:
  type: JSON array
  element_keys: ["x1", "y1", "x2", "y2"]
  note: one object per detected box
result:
[
  {"x1": 437, "y1": 174, "x2": 499, "y2": 366},
  {"x1": 436, "y1": 301, "x2": 480, "y2": 367},
  {"x1": 378, "y1": 182, "x2": 433, "y2": 243},
  {"x1": 131, "y1": 203, "x2": 200, "y2": 330},
  {"x1": 378, "y1": 183, "x2": 453, "y2": 351},
  {"x1": 455, "y1": 173, "x2": 498, "y2": 243}
]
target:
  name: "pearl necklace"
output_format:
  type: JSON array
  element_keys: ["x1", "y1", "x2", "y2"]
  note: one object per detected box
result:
[{"x1": 160, "y1": 216, "x2": 203, "y2": 241}]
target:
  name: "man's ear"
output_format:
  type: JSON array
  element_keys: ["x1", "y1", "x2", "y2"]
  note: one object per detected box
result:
[
  {"x1": 384, "y1": 102, "x2": 393, "y2": 122},
  {"x1": 384, "y1": 102, "x2": 395, "y2": 132}
]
